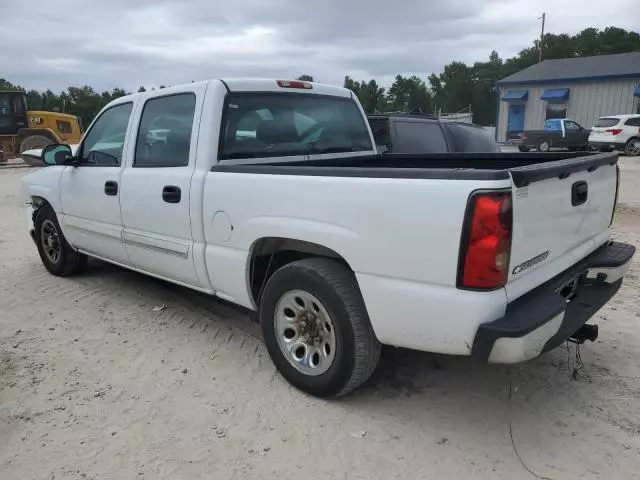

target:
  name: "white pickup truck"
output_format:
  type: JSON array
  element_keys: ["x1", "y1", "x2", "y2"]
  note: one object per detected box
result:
[{"x1": 21, "y1": 78, "x2": 635, "y2": 397}]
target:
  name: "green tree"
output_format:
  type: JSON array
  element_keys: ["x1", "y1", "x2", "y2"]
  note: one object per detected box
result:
[{"x1": 297, "y1": 74, "x2": 314, "y2": 82}]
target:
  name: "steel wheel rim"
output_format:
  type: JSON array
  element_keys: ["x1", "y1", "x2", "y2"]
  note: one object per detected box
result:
[
  {"x1": 627, "y1": 140, "x2": 640, "y2": 156},
  {"x1": 274, "y1": 290, "x2": 337, "y2": 376},
  {"x1": 41, "y1": 219, "x2": 61, "y2": 264},
  {"x1": 539, "y1": 141, "x2": 549, "y2": 152}
]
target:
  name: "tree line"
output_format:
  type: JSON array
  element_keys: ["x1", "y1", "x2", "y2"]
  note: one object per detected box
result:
[{"x1": 2, "y1": 27, "x2": 639, "y2": 127}]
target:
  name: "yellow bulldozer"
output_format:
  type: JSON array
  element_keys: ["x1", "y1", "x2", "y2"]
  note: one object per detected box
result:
[{"x1": 0, "y1": 90, "x2": 83, "y2": 164}]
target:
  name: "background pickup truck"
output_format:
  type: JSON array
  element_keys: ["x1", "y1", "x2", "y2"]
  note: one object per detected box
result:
[
  {"x1": 21, "y1": 78, "x2": 634, "y2": 398},
  {"x1": 367, "y1": 113, "x2": 500, "y2": 153},
  {"x1": 515, "y1": 118, "x2": 590, "y2": 152}
]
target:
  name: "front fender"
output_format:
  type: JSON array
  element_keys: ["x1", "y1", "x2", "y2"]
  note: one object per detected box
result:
[{"x1": 20, "y1": 166, "x2": 65, "y2": 213}]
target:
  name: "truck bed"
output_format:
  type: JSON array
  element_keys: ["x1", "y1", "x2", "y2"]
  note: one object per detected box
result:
[{"x1": 213, "y1": 151, "x2": 618, "y2": 187}]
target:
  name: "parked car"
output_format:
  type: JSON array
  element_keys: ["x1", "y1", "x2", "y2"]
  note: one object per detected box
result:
[
  {"x1": 21, "y1": 78, "x2": 634, "y2": 398},
  {"x1": 367, "y1": 113, "x2": 500, "y2": 153},
  {"x1": 515, "y1": 118, "x2": 590, "y2": 152},
  {"x1": 588, "y1": 115, "x2": 640, "y2": 157}
]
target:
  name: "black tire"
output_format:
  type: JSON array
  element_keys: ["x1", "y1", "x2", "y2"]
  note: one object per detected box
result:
[
  {"x1": 20, "y1": 135, "x2": 53, "y2": 167},
  {"x1": 517, "y1": 146, "x2": 530, "y2": 152},
  {"x1": 624, "y1": 138, "x2": 640, "y2": 157},
  {"x1": 537, "y1": 139, "x2": 550, "y2": 152},
  {"x1": 34, "y1": 204, "x2": 87, "y2": 276},
  {"x1": 260, "y1": 258, "x2": 381, "y2": 398}
]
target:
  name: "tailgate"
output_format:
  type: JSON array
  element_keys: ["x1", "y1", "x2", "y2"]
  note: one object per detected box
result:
[{"x1": 505, "y1": 153, "x2": 618, "y2": 300}]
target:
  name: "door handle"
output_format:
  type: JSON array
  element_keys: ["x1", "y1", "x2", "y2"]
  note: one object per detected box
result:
[
  {"x1": 162, "y1": 185, "x2": 181, "y2": 203},
  {"x1": 571, "y1": 181, "x2": 588, "y2": 206},
  {"x1": 104, "y1": 181, "x2": 118, "y2": 196}
]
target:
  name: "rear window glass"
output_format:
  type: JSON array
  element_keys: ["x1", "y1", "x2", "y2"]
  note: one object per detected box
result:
[
  {"x1": 594, "y1": 118, "x2": 620, "y2": 128},
  {"x1": 447, "y1": 124, "x2": 500, "y2": 152},
  {"x1": 219, "y1": 94, "x2": 372, "y2": 160},
  {"x1": 393, "y1": 121, "x2": 448, "y2": 153}
]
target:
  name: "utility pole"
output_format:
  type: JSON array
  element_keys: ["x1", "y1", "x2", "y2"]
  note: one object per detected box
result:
[{"x1": 538, "y1": 13, "x2": 546, "y2": 63}]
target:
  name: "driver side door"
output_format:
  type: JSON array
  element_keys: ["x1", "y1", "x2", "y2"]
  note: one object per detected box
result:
[{"x1": 60, "y1": 101, "x2": 135, "y2": 265}]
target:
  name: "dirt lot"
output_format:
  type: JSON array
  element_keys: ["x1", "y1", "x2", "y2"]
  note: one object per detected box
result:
[{"x1": 1, "y1": 163, "x2": 639, "y2": 480}]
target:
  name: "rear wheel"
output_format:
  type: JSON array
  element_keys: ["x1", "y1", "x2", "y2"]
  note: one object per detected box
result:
[
  {"x1": 34, "y1": 204, "x2": 87, "y2": 276},
  {"x1": 624, "y1": 138, "x2": 640, "y2": 157},
  {"x1": 537, "y1": 139, "x2": 550, "y2": 152},
  {"x1": 260, "y1": 258, "x2": 381, "y2": 398},
  {"x1": 517, "y1": 146, "x2": 530, "y2": 152}
]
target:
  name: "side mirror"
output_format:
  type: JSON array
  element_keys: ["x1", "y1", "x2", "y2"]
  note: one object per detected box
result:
[{"x1": 42, "y1": 144, "x2": 73, "y2": 166}]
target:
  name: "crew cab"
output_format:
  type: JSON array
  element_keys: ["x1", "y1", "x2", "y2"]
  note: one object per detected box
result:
[
  {"x1": 367, "y1": 113, "x2": 500, "y2": 153},
  {"x1": 515, "y1": 118, "x2": 590, "y2": 152},
  {"x1": 21, "y1": 78, "x2": 634, "y2": 398}
]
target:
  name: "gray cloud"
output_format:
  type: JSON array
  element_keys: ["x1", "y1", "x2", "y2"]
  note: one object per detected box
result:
[{"x1": 1, "y1": 0, "x2": 638, "y2": 92}]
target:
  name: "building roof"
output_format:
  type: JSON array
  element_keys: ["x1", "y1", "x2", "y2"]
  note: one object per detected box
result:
[{"x1": 498, "y1": 51, "x2": 640, "y2": 85}]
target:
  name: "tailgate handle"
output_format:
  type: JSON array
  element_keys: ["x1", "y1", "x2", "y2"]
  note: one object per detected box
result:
[{"x1": 572, "y1": 181, "x2": 588, "y2": 206}]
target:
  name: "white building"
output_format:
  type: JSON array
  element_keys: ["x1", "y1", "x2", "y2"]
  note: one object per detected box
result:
[{"x1": 496, "y1": 52, "x2": 640, "y2": 142}]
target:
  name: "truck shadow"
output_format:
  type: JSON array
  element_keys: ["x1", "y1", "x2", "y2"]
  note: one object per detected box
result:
[{"x1": 77, "y1": 259, "x2": 636, "y2": 451}]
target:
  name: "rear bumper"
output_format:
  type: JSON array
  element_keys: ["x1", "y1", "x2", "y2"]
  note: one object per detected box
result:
[
  {"x1": 472, "y1": 241, "x2": 635, "y2": 363},
  {"x1": 588, "y1": 141, "x2": 626, "y2": 151}
]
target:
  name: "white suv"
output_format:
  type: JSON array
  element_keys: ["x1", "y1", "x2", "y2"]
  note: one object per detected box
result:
[{"x1": 589, "y1": 114, "x2": 640, "y2": 157}]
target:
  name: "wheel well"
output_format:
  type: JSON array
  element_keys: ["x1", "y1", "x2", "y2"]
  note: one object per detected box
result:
[
  {"x1": 248, "y1": 237, "x2": 352, "y2": 305},
  {"x1": 30, "y1": 196, "x2": 51, "y2": 221}
]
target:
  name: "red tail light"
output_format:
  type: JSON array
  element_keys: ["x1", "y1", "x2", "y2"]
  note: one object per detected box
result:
[
  {"x1": 276, "y1": 80, "x2": 313, "y2": 89},
  {"x1": 518, "y1": 132, "x2": 528, "y2": 139},
  {"x1": 606, "y1": 128, "x2": 623, "y2": 135},
  {"x1": 457, "y1": 191, "x2": 513, "y2": 289}
]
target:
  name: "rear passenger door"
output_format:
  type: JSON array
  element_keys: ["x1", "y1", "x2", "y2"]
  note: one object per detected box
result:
[{"x1": 119, "y1": 86, "x2": 205, "y2": 287}]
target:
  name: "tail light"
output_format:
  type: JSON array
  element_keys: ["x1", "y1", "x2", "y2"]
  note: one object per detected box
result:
[
  {"x1": 606, "y1": 128, "x2": 623, "y2": 135},
  {"x1": 518, "y1": 132, "x2": 528, "y2": 139},
  {"x1": 457, "y1": 190, "x2": 513, "y2": 289},
  {"x1": 276, "y1": 80, "x2": 312, "y2": 89}
]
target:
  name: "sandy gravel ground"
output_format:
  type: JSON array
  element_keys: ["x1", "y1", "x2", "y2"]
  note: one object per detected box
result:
[{"x1": 1, "y1": 162, "x2": 639, "y2": 480}]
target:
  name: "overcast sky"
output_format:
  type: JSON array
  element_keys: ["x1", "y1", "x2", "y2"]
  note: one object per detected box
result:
[{"x1": 2, "y1": 0, "x2": 639, "y2": 92}]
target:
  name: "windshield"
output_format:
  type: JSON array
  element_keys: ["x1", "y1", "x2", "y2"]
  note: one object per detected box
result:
[{"x1": 219, "y1": 93, "x2": 373, "y2": 160}]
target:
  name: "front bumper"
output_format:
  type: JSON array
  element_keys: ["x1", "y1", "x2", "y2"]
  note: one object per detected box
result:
[
  {"x1": 472, "y1": 241, "x2": 635, "y2": 363},
  {"x1": 588, "y1": 141, "x2": 626, "y2": 151}
]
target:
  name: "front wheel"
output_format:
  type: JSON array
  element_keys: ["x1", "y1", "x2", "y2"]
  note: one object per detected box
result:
[
  {"x1": 34, "y1": 204, "x2": 87, "y2": 276},
  {"x1": 260, "y1": 258, "x2": 381, "y2": 398},
  {"x1": 624, "y1": 138, "x2": 640, "y2": 157}
]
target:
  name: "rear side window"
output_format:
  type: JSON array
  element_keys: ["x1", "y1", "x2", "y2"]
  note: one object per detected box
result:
[
  {"x1": 447, "y1": 124, "x2": 500, "y2": 152},
  {"x1": 219, "y1": 94, "x2": 372, "y2": 160},
  {"x1": 134, "y1": 93, "x2": 196, "y2": 168},
  {"x1": 594, "y1": 118, "x2": 620, "y2": 128},
  {"x1": 624, "y1": 117, "x2": 640, "y2": 127},
  {"x1": 392, "y1": 121, "x2": 448, "y2": 153},
  {"x1": 56, "y1": 120, "x2": 72, "y2": 134}
]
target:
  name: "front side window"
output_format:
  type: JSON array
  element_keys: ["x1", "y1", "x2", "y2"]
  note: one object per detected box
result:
[
  {"x1": 564, "y1": 120, "x2": 580, "y2": 131},
  {"x1": 448, "y1": 123, "x2": 500, "y2": 152},
  {"x1": 134, "y1": 93, "x2": 196, "y2": 168},
  {"x1": 80, "y1": 103, "x2": 133, "y2": 166},
  {"x1": 393, "y1": 121, "x2": 448, "y2": 153},
  {"x1": 219, "y1": 93, "x2": 372, "y2": 160}
]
